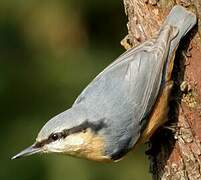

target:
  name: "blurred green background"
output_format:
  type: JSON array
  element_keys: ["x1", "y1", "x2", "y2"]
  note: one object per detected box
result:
[{"x1": 1, "y1": 0, "x2": 151, "y2": 180}]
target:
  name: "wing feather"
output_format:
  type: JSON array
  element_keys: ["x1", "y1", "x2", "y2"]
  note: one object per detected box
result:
[{"x1": 71, "y1": 37, "x2": 169, "y2": 154}]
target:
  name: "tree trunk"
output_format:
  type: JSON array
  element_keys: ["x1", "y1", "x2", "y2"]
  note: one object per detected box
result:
[{"x1": 122, "y1": 0, "x2": 201, "y2": 179}]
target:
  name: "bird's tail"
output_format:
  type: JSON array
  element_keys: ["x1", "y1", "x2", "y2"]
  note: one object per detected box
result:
[
  {"x1": 160, "y1": 5, "x2": 197, "y2": 82},
  {"x1": 164, "y1": 5, "x2": 197, "y2": 54}
]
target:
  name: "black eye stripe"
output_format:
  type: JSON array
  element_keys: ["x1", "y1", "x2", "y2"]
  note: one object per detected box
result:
[
  {"x1": 34, "y1": 132, "x2": 64, "y2": 148},
  {"x1": 63, "y1": 118, "x2": 107, "y2": 136},
  {"x1": 35, "y1": 118, "x2": 107, "y2": 147}
]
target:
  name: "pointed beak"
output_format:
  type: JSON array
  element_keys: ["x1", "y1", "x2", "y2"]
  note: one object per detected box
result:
[{"x1": 11, "y1": 144, "x2": 42, "y2": 160}]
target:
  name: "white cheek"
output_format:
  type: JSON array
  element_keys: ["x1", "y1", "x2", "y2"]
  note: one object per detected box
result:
[
  {"x1": 64, "y1": 136, "x2": 84, "y2": 146},
  {"x1": 46, "y1": 141, "x2": 65, "y2": 152},
  {"x1": 46, "y1": 136, "x2": 85, "y2": 153}
]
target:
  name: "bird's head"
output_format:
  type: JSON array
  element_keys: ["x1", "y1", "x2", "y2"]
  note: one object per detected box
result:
[{"x1": 12, "y1": 107, "x2": 111, "y2": 162}]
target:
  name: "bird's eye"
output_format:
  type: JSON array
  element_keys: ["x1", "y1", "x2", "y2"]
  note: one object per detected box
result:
[
  {"x1": 82, "y1": 129, "x2": 87, "y2": 133},
  {"x1": 50, "y1": 133, "x2": 60, "y2": 141}
]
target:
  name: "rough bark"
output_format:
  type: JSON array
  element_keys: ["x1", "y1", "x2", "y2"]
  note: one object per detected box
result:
[{"x1": 122, "y1": 0, "x2": 201, "y2": 179}]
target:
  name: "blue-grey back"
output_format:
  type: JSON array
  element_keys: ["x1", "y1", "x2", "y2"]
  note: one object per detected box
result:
[{"x1": 73, "y1": 42, "x2": 165, "y2": 158}]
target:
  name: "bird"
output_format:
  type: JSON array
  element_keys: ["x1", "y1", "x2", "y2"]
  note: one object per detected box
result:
[{"x1": 12, "y1": 5, "x2": 196, "y2": 162}]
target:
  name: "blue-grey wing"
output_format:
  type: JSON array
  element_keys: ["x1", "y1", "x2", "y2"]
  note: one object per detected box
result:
[
  {"x1": 72, "y1": 38, "x2": 168, "y2": 157},
  {"x1": 73, "y1": 39, "x2": 155, "y2": 106},
  {"x1": 73, "y1": 40, "x2": 164, "y2": 123}
]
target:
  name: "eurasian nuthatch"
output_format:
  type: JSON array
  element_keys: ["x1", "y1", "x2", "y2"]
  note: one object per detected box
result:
[{"x1": 12, "y1": 5, "x2": 196, "y2": 162}]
